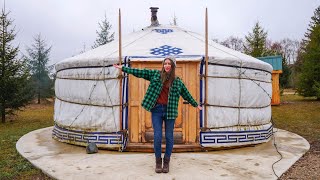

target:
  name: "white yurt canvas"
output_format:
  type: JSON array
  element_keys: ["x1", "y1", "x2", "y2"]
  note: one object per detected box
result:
[{"x1": 53, "y1": 8, "x2": 273, "y2": 151}]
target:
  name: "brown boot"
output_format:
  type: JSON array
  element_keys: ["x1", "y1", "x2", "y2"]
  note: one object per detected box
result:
[
  {"x1": 155, "y1": 157, "x2": 162, "y2": 173},
  {"x1": 162, "y1": 156, "x2": 170, "y2": 173}
]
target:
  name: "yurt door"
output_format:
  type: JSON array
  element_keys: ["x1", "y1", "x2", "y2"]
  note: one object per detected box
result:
[{"x1": 128, "y1": 61, "x2": 199, "y2": 145}]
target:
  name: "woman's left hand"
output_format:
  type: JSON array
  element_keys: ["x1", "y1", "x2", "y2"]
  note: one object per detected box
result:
[{"x1": 197, "y1": 105, "x2": 202, "y2": 110}]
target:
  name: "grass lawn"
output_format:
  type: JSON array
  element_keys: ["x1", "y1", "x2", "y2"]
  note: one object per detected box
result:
[
  {"x1": 272, "y1": 94, "x2": 320, "y2": 142},
  {"x1": 0, "y1": 94, "x2": 319, "y2": 179},
  {"x1": 0, "y1": 102, "x2": 54, "y2": 180}
]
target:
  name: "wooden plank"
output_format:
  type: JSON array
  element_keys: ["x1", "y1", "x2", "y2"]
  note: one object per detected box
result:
[
  {"x1": 125, "y1": 143, "x2": 203, "y2": 152},
  {"x1": 125, "y1": 143, "x2": 256, "y2": 152},
  {"x1": 145, "y1": 131, "x2": 183, "y2": 144},
  {"x1": 272, "y1": 70, "x2": 283, "y2": 74},
  {"x1": 187, "y1": 62, "x2": 199, "y2": 143},
  {"x1": 181, "y1": 63, "x2": 187, "y2": 143},
  {"x1": 129, "y1": 106, "x2": 139, "y2": 142},
  {"x1": 129, "y1": 63, "x2": 140, "y2": 142},
  {"x1": 271, "y1": 73, "x2": 281, "y2": 105}
]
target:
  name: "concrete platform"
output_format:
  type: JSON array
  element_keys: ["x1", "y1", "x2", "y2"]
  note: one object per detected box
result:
[{"x1": 16, "y1": 127, "x2": 309, "y2": 180}]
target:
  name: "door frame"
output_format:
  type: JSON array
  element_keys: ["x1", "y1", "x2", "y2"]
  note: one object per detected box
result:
[{"x1": 127, "y1": 60, "x2": 201, "y2": 145}]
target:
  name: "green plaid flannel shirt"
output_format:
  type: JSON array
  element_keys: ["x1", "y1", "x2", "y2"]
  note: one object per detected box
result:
[{"x1": 122, "y1": 66, "x2": 198, "y2": 119}]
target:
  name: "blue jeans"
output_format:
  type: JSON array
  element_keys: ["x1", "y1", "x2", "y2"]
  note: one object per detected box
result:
[{"x1": 151, "y1": 104, "x2": 175, "y2": 158}]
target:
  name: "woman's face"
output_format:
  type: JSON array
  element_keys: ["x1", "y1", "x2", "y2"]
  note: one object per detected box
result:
[{"x1": 163, "y1": 59, "x2": 172, "y2": 73}]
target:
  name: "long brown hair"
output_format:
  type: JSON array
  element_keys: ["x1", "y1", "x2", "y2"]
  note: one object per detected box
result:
[{"x1": 160, "y1": 58, "x2": 176, "y2": 87}]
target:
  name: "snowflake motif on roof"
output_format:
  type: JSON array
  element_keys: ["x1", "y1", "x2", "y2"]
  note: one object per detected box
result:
[
  {"x1": 153, "y1": 29, "x2": 173, "y2": 34},
  {"x1": 150, "y1": 45, "x2": 183, "y2": 56}
]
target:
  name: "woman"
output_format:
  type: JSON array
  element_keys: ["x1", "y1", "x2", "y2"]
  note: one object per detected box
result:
[{"x1": 114, "y1": 56, "x2": 202, "y2": 173}]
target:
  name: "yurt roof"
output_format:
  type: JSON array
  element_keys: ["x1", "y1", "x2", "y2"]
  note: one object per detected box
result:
[{"x1": 56, "y1": 24, "x2": 273, "y2": 73}]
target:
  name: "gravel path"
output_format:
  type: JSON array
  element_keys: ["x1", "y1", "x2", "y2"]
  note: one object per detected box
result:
[{"x1": 280, "y1": 141, "x2": 320, "y2": 180}]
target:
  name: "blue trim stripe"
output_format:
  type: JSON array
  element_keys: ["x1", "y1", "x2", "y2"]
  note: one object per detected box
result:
[
  {"x1": 52, "y1": 124, "x2": 125, "y2": 145},
  {"x1": 54, "y1": 124, "x2": 120, "y2": 134},
  {"x1": 125, "y1": 58, "x2": 130, "y2": 130},
  {"x1": 199, "y1": 57, "x2": 205, "y2": 128},
  {"x1": 199, "y1": 124, "x2": 273, "y2": 145},
  {"x1": 121, "y1": 56, "x2": 127, "y2": 130}
]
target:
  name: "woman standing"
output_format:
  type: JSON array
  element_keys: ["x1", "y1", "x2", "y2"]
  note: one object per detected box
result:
[{"x1": 114, "y1": 56, "x2": 202, "y2": 173}]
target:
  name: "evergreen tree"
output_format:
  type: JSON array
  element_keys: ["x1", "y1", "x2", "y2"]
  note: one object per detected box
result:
[
  {"x1": 244, "y1": 22, "x2": 268, "y2": 57},
  {"x1": 92, "y1": 13, "x2": 114, "y2": 49},
  {"x1": 0, "y1": 7, "x2": 33, "y2": 123},
  {"x1": 280, "y1": 58, "x2": 291, "y2": 88},
  {"x1": 24, "y1": 34, "x2": 53, "y2": 104},
  {"x1": 297, "y1": 6, "x2": 320, "y2": 100}
]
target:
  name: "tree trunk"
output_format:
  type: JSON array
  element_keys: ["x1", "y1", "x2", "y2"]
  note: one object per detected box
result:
[
  {"x1": 38, "y1": 79, "x2": 40, "y2": 104},
  {"x1": 1, "y1": 106, "x2": 5, "y2": 123},
  {"x1": 38, "y1": 91, "x2": 40, "y2": 104}
]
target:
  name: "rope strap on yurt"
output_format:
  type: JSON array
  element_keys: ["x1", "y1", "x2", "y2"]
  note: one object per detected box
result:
[
  {"x1": 202, "y1": 43, "x2": 281, "y2": 178},
  {"x1": 103, "y1": 61, "x2": 121, "y2": 151},
  {"x1": 56, "y1": 58, "x2": 128, "y2": 151},
  {"x1": 237, "y1": 61, "x2": 243, "y2": 127}
]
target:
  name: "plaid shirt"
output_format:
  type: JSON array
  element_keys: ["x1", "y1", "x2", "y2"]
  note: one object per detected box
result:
[{"x1": 122, "y1": 66, "x2": 198, "y2": 120}]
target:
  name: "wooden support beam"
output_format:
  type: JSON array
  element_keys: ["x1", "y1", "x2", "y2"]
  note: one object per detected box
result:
[
  {"x1": 204, "y1": 8, "x2": 208, "y2": 129},
  {"x1": 118, "y1": 8, "x2": 123, "y2": 130}
]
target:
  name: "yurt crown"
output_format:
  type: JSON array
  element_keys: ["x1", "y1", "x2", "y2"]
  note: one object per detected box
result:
[{"x1": 150, "y1": 7, "x2": 159, "y2": 26}]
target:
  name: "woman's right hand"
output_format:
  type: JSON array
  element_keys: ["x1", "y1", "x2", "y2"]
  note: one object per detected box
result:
[{"x1": 113, "y1": 64, "x2": 123, "y2": 69}]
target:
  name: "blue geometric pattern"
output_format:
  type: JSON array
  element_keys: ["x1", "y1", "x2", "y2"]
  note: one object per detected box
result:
[
  {"x1": 153, "y1": 29, "x2": 173, "y2": 34},
  {"x1": 200, "y1": 125, "x2": 273, "y2": 145},
  {"x1": 52, "y1": 124, "x2": 125, "y2": 146},
  {"x1": 150, "y1": 45, "x2": 183, "y2": 56}
]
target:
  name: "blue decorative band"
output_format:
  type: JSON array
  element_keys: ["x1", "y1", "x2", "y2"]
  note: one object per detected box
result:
[
  {"x1": 200, "y1": 125, "x2": 273, "y2": 146},
  {"x1": 150, "y1": 45, "x2": 183, "y2": 56},
  {"x1": 52, "y1": 124, "x2": 126, "y2": 146},
  {"x1": 128, "y1": 55, "x2": 202, "y2": 59},
  {"x1": 153, "y1": 29, "x2": 173, "y2": 34}
]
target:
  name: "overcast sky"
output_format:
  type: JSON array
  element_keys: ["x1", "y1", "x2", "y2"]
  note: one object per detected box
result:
[{"x1": 3, "y1": 0, "x2": 320, "y2": 65}]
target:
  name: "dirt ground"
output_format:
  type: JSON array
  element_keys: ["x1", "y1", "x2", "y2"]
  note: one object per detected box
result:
[{"x1": 280, "y1": 141, "x2": 320, "y2": 180}]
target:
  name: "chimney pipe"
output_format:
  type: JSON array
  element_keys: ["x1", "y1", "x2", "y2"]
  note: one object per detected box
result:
[{"x1": 150, "y1": 7, "x2": 159, "y2": 26}]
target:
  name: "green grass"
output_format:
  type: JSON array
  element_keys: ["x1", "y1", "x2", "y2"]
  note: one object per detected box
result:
[
  {"x1": 0, "y1": 102, "x2": 54, "y2": 180},
  {"x1": 0, "y1": 95, "x2": 319, "y2": 179},
  {"x1": 272, "y1": 94, "x2": 320, "y2": 142}
]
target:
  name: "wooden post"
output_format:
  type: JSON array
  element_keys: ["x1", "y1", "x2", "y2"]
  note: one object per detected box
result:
[
  {"x1": 204, "y1": 8, "x2": 208, "y2": 129},
  {"x1": 119, "y1": 9, "x2": 122, "y2": 66},
  {"x1": 118, "y1": 8, "x2": 123, "y2": 130}
]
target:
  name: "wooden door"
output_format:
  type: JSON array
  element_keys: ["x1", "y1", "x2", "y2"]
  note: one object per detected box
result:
[{"x1": 128, "y1": 61, "x2": 199, "y2": 145}]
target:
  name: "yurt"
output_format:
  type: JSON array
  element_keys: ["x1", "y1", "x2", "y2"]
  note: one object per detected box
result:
[{"x1": 52, "y1": 8, "x2": 273, "y2": 152}]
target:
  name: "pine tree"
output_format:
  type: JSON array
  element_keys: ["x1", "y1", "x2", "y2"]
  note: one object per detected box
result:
[
  {"x1": 24, "y1": 34, "x2": 53, "y2": 104},
  {"x1": 92, "y1": 13, "x2": 114, "y2": 49},
  {"x1": 244, "y1": 22, "x2": 268, "y2": 57},
  {"x1": 297, "y1": 6, "x2": 320, "y2": 100},
  {"x1": 0, "y1": 7, "x2": 33, "y2": 123}
]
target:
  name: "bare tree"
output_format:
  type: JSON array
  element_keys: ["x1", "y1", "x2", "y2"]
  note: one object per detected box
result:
[
  {"x1": 267, "y1": 38, "x2": 301, "y2": 64},
  {"x1": 211, "y1": 38, "x2": 220, "y2": 43},
  {"x1": 170, "y1": 13, "x2": 178, "y2": 26},
  {"x1": 279, "y1": 38, "x2": 300, "y2": 64},
  {"x1": 221, "y1": 36, "x2": 244, "y2": 52}
]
